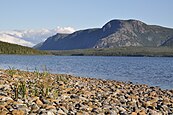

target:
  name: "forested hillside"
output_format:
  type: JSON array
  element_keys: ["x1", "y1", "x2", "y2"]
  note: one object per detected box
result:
[{"x1": 0, "y1": 41, "x2": 47, "y2": 55}]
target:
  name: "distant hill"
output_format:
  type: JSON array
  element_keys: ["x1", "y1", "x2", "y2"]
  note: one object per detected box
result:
[
  {"x1": 48, "y1": 47, "x2": 173, "y2": 57},
  {"x1": 0, "y1": 41, "x2": 47, "y2": 55},
  {"x1": 35, "y1": 19, "x2": 173, "y2": 50}
]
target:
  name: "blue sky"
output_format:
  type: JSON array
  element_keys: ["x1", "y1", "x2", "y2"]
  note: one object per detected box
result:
[{"x1": 0, "y1": 0, "x2": 173, "y2": 30}]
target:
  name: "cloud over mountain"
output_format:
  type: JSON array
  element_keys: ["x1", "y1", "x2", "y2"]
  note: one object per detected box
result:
[{"x1": 0, "y1": 27, "x2": 75, "y2": 47}]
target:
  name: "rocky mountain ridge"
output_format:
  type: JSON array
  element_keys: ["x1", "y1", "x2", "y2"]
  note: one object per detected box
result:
[{"x1": 36, "y1": 19, "x2": 173, "y2": 50}]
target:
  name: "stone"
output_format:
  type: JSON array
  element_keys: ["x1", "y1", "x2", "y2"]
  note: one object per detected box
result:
[
  {"x1": 16, "y1": 104, "x2": 28, "y2": 108},
  {"x1": 0, "y1": 111, "x2": 7, "y2": 115},
  {"x1": 47, "y1": 111, "x2": 55, "y2": 115},
  {"x1": 131, "y1": 112, "x2": 137, "y2": 115},
  {"x1": 38, "y1": 109, "x2": 47, "y2": 114},
  {"x1": 36, "y1": 99, "x2": 43, "y2": 106},
  {"x1": 149, "y1": 110, "x2": 162, "y2": 115},
  {"x1": 12, "y1": 110, "x2": 25, "y2": 115},
  {"x1": 1, "y1": 96, "x2": 13, "y2": 101},
  {"x1": 161, "y1": 105, "x2": 169, "y2": 111},
  {"x1": 0, "y1": 84, "x2": 10, "y2": 91},
  {"x1": 61, "y1": 106, "x2": 69, "y2": 113},
  {"x1": 0, "y1": 69, "x2": 172, "y2": 115},
  {"x1": 31, "y1": 104, "x2": 39, "y2": 112},
  {"x1": 118, "y1": 107, "x2": 126, "y2": 112},
  {"x1": 42, "y1": 98, "x2": 51, "y2": 104},
  {"x1": 70, "y1": 94, "x2": 79, "y2": 99},
  {"x1": 163, "y1": 98, "x2": 170, "y2": 105},
  {"x1": 46, "y1": 105, "x2": 56, "y2": 110},
  {"x1": 57, "y1": 108, "x2": 66, "y2": 114},
  {"x1": 138, "y1": 110, "x2": 146, "y2": 115}
]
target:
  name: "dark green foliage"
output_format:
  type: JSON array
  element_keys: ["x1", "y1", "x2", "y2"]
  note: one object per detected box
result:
[
  {"x1": 0, "y1": 41, "x2": 48, "y2": 55},
  {"x1": 49, "y1": 47, "x2": 173, "y2": 57}
]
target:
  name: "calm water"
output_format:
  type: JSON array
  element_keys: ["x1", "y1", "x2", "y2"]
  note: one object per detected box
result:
[{"x1": 0, "y1": 55, "x2": 173, "y2": 89}]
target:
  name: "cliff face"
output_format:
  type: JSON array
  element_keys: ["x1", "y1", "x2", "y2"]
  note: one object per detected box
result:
[{"x1": 36, "y1": 19, "x2": 173, "y2": 50}]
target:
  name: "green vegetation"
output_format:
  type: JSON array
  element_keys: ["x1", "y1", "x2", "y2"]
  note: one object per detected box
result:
[
  {"x1": 48, "y1": 47, "x2": 173, "y2": 57},
  {"x1": 4, "y1": 68, "x2": 66, "y2": 99},
  {"x1": 0, "y1": 41, "x2": 48, "y2": 55}
]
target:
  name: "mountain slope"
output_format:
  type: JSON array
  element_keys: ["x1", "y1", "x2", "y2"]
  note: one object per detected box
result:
[
  {"x1": 0, "y1": 41, "x2": 47, "y2": 55},
  {"x1": 160, "y1": 37, "x2": 173, "y2": 47},
  {"x1": 37, "y1": 19, "x2": 173, "y2": 50}
]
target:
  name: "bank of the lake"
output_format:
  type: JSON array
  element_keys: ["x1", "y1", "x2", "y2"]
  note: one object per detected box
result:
[
  {"x1": 0, "y1": 69, "x2": 172, "y2": 114},
  {"x1": 0, "y1": 55, "x2": 173, "y2": 90},
  {"x1": 48, "y1": 47, "x2": 173, "y2": 57}
]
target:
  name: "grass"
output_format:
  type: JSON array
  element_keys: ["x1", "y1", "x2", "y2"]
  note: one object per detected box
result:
[
  {"x1": 48, "y1": 46, "x2": 173, "y2": 57},
  {"x1": 4, "y1": 68, "x2": 68, "y2": 100}
]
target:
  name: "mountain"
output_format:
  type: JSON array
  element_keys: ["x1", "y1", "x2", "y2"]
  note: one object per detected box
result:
[
  {"x1": 32, "y1": 42, "x2": 44, "y2": 49},
  {"x1": 0, "y1": 27, "x2": 75, "y2": 47},
  {"x1": 0, "y1": 41, "x2": 47, "y2": 55},
  {"x1": 160, "y1": 37, "x2": 173, "y2": 47},
  {"x1": 36, "y1": 19, "x2": 173, "y2": 50}
]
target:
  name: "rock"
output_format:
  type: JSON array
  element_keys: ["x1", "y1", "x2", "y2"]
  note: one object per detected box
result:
[
  {"x1": 29, "y1": 113, "x2": 37, "y2": 115},
  {"x1": 30, "y1": 96, "x2": 39, "y2": 102},
  {"x1": 58, "y1": 81, "x2": 64, "y2": 86},
  {"x1": 47, "y1": 111, "x2": 55, "y2": 115},
  {"x1": 42, "y1": 98, "x2": 51, "y2": 104},
  {"x1": 163, "y1": 98, "x2": 170, "y2": 105},
  {"x1": 17, "y1": 99, "x2": 24, "y2": 103},
  {"x1": 46, "y1": 105, "x2": 56, "y2": 110},
  {"x1": 70, "y1": 94, "x2": 79, "y2": 99},
  {"x1": 1, "y1": 96, "x2": 13, "y2": 101},
  {"x1": 36, "y1": 99, "x2": 43, "y2": 106},
  {"x1": 0, "y1": 69, "x2": 172, "y2": 114},
  {"x1": 61, "y1": 106, "x2": 69, "y2": 113},
  {"x1": 149, "y1": 110, "x2": 162, "y2": 115},
  {"x1": 0, "y1": 105, "x2": 6, "y2": 110},
  {"x1": 118, "y1": 107, "x2": 126, "y2": 113},
  {"x1": 31, "y1": 103, "x2": 39, "y2": 112},
  {"x1": 0, "y1": 71, "x2": 4, "y2": 74},
  {"x1": 76, "y1": 112, "x2": 84, "y2": 115},
  {"x1": 16, "y1": 104, "x2": 27, "y2": 108},
  {"x1": 0, "y1": 84, "x2": 10, "y2": 91},
  {"x1": 91, "y1": 108, "x2": 99, "y2": 113},
  {"x1": 57, "y1": 108, "x2": 66, "y2": 114},
  {"x1": 0, "y1": 111, "x2": 7, "y2": 115},
  {"x1": 12, "y1": 110, "x2": 25, "y2": 115},
  {"x1": 0, "y1": 92, "x2": 7, "y2": 96},
  {"x1": 161, "y1": 105, "x2": 169, "y2": 111},
  {"x1": 38, "y1": 109, "x2": 47, "y2": 114},
  {"x1": 79, "y1": 96, "x2": 88, "y2": 101},
  {"x1": 131, "y1": 112, "x2": 137, "y2": 115},
  {"x1": 138, "y1": 110, "x2": 146, "y2": 115}
]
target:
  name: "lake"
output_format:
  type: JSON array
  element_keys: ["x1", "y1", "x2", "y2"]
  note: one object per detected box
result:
[{"x1": 0, "y1": 55, "x2": 173, "y2": 89}]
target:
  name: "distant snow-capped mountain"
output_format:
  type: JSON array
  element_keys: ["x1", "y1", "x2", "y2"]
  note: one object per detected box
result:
[{"x1": 0, "y1": 27, "x2": 75, "y2": 47}]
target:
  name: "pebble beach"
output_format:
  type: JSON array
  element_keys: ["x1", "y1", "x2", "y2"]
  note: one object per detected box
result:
[{"x1": 0, "y1": 69, "x2": 172, "y2": 115}]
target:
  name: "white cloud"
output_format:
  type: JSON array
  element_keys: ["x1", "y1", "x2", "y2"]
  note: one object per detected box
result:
[
  {"x1": 0, "y1": 27, "x2": 75, "y2": 47},
  {"x1": 54, "y1": 27, "x2": 75, "y2": 34},
  {"x1": 0, "y1": 33, "x2": 34, "y2": 47}
]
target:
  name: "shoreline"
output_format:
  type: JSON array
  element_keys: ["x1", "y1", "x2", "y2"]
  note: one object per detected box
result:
[
  {"x1": 48, "y1": 47, "x2": 173, "y2": 57},
  {"x1": 0, "y1": 69, "x2": 172, "y2": 114}
]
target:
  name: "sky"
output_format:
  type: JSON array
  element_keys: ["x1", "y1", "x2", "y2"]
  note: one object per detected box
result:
[{"x1": 0, "y1": 0, "x2": 173, "y2": 30}]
